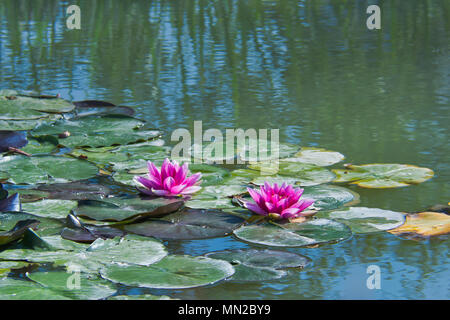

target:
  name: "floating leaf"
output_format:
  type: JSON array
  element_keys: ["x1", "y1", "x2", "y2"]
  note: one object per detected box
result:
[
  {"x1": 32, "y1": 115, "x2": 160, "y2": 148},
  {"x1": 388, "y1": 212, "x2": 450, "y2": 237},
  {"x1": 0, "y1": 278, "x2": 70, "y2": 300},
  {"x1": 332, "y1": 164, "x2": 434, "y2": 188},
  {"x1": 0, "y1": 219, "x2": 39, "y2": 246},
  {"x1": 123, "y1": 208, "x2": 245, "y2": 240},
  {"x1": 27, "y1": 271, "x2": 116, "y2": 300},
  {"x1": 233, "y1": 219, "x2": 352, "y2": 247},
  {"x1": 186, "y1": 185, "x2": 246, "y2": 209},
  {"x1": 34, "y1": 180, "x2": 113, "y2": 201},
  {"x1": 316, "y1": 207, "x2": 405, "y2": 233},
  {"x1": 74, "y1": 196, "x2": 184, "y2": 222},
  {"x1": 73, "y1": 100, "x2": 135, "y2": 117},
  {"x1": 0, "y1": 131, "x2": 28, "y2": 153},
  {"x1": 281, "y1": 147, "x2": 344, "y2": 166},
  {"x1": 0, "y1": 261, "x2": 34, "y2": 276},
  {"x1": 0, "y1": 212, "x2": 63, "y2": 236},
  {"x1": 0, "y1": 92, "x2": 75, "y2": 120},
  {"x1": 205, "y1": 249, "x2": 310, "y2": 282},
  {"x1": 21, "y1": 199, "x2": 78, "y2": 220},
  {"x1": 0, "y1": 193, "x2": 21, "y2": 212},
  {"x1": 301, "y1": 185, "x2": 359, "y2": 210},
  {"x1": 100, "y1": 255, "x2": 234, "y2": 289},
  {"x1": 0, "y1": 155, "x2": 98, "y2": 185},
  {"x1": 108, "y1": 294, "x2": 175, "y2": 300}
]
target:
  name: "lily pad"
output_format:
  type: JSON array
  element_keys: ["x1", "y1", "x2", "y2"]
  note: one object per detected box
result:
[
  {"x1": 0, "y1": 155, "x2": 99, "y2": 185},
  {"x1": 27, "y1": 271, "x2": 116, "y2": 300},
  {"x1": 388, "y1": 212, "x2": 450, "y2": 238},
  {"x1": 316, "y1": 207, "x2": 405, "y2": 233},
  {"x1": 21, "y1": 199, "x2": 78, "y2": 220},
  {"x1": 0, "y1": 219, "x2": 40, "y2": 246},
  {"x1": 301, "y1": 185, "x2": 359, "y2": 210},
  {"x1": 0, "y1": 261, "x2": 34, "y2": 276},
  {"x1": 32, "y1": 115, "x2": 161, "y2": 148},
  {"x1": 0, "y1": 193, "x2": 21, "y2": 212},
  {"x1": 100, "y1": 255, "x2": 234, "y2": 289},
  {"x1": 73, "y1": 100, "x2": 135, "y2": 117},
  {"x1": 233, "y1": 219, "x2": 352, "y2": 247},
  {"x1": 0, "y1": 211, "x2": 64, "y2": 236},
  {"x1": 332, "y1": 164, "x2": 434, "y2": 188},
  {"x1": 108, "y1": 294, "x2": 175, "y2": 300},
  {"x1": 0, "y1": 278, "x2": 70, "y2": 300},
  {"x1": 0, "y1": 93, "x2": 75, "y2": 120},
  {"x1": 0, "y1": 131, "x2": 28, "y2": 153},
  {"x1": 35, "y1": 180, "x2": 113, "y2": 201},
  {"x1": 185, "y1": 185, "x2": 247, "y2": 209},
  {"x1": 123, "y1": 208, "x2": 245, "y2": 240},
  {"x1": 205, "y1": 249, "x2": 310, "y2": 282},
  {"x1": 282, "y1": 147, "x2": 344, "y2": 166},
  {"x1": 74, "y1": 196, "x2": 184, "y2": 222}
]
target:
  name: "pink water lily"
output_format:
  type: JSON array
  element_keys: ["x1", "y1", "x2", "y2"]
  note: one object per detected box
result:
[
  {"x1": 244, "y1": 182, "x2": 315, "y2": 219},
  {"x1": 134, "y1": 158, "x2": 202, "y2": 197}
]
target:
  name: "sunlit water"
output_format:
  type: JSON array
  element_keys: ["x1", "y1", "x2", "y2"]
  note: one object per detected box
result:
[{"x1": 0, "y1": 0, "x2": 449, "y2": 299}]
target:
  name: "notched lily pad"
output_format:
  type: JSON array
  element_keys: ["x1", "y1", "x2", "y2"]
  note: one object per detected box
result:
[
  {"x1": 301, "y1": 185, "x2": 360, "y2": 211},
  {"x1": 233, "y1": 219, "x2": 352, "y2": 247},
  {"x1": 123, "y1": 208, "x2": 245, "y2": 240},
  {"x1": 316, "y1": 207, "x2": 405, "y2": 234},
  {"x1": 74, "y1": 196, "x2": 184, "y2": 222},
  {"x1": 205, "y1": 249, "x2": 310, "y2": 282},
  {"x1": 61, "y1": 214, "x2": 125, "y2": 243},
  {"x1": 333, "y1": 164, "x2": 434, "y2": 188},
  {"x1": 100, "y1": 255, "x2": 235, "y2": 289},
  {"x1": 0, "y1": 155, "x2": 99, "y2": 185},
  {"x1": 388, "y1": 211, "x2": 450, "y2": 238}
]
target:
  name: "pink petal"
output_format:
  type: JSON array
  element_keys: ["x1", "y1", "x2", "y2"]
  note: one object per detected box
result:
[
  {"x1": 134, "y1": 176, "x2": 160, "y2": 190},
  {"x1": 147, "y1": 161, "x2": 161, "y2": 182},
  {"x1": 163, "y1": 176, "x2": 175, "y2": 190},
  {"x1": 152, "y1": 189, "x2": 172, "y2": 196},
  {"x1": 297, "y1": 199, "x2": 315, "y2": 212},
  {"x1": 175, "y1": 163, "x2": 188, "y2": 184},
  {"x1": 184, "y1": 172, "x2": 202, "y2": 187},
  {"x1": 180, "y1": 185, "x2": 202, "y2": 195},
  {"x1": 170, "y1": 184, "x2": 187, "y2": 195},
  {"x1": 280, "y1": 207, "x2": 301, "y2": 219},
  {"x1": 244, "y1": 202, "x2": 268, "y2": 215}
]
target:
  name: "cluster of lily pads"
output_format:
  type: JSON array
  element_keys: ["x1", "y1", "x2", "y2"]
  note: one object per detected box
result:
[{"x1": 0, "y1": 89, "x2": 446, "y2": 300}]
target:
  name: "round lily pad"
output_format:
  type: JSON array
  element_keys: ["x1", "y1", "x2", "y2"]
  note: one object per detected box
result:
[
  {"x1": 316, "y1": 207, "x2": 405, "y2": 233},
  {"x1": 247, "y1": 162, "x2": 335, "y2": 186},
  {"x1": 282, "y1": 147, "x2": 345, "y2": 166},
  {"x1": 185, "y1": 185, "x2": 247, "y2": 209},
  {"x1": 27, "y1": 271, "x2": 116, "y2": 300},
  {"x1": 123, "y1": 208, "x2": 245, "y2": 240},
  {"x1": 32, "y1": 115, "x2": 160, "y2": 148},
  {"x1": 205, "y1": 249, "x2": 310, "y2": 282},
  {"x1": 332, "y1": 164, "x2": 434, "y2": 188},
  {"x1": 301, "y1": 185, "x2": 359, "y2": 210},
  {"x1": 233, "y1": 219, "x2": 352, "y2": 247},
  {"x1": 0, "y1": 155, "x2": 99, "y2": 185},
  {"x1": 0, "y1": 278, "x2": 70, "y2": 300},
  {"x1": 21, "y1": 199, "x2": 78, "y2": 220},
  {"x1": 0, "y1": 94, "x2": 75, "y2": 120},
  {"x1": 100, "y1": 255, "x2": 234, "y2": 289},
  {"x1": 388, "y1": 211, "x2": 450, "y2": 238},
  {"x1": 74, "y1": 196, "x2": 184, "y2": 222}
]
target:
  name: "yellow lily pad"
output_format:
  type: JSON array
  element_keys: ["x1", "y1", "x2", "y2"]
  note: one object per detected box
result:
[{"x1": 389, "y1": 212, "x2": 450, "y2": 237}]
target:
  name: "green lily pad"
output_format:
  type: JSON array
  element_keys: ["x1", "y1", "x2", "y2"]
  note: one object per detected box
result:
[
  {"x1": 238, "y1": 139, "x2": 300, "y2": 162},
  {"x1": 0, "y1": 278, "x2": 70, "y2": 300},
  {"x1": 34, "y1": 180, "x2": 113, "y2": 201},
  {"x1": 233, "y1": 219, "x2": 352, "y2": 247},
  {"x1": 27, "y1": 271, "x2": 116, "y2": 300},
  {"x1": 332, "y1": 164, "x2": 434, "y2": 188},
  {"x1": 0, "y1": 93, "x2": 75, "y2": 120},
  {"x1": 100, "y1": 255, "x2": 234, "y2": 289},
  {"x1": 21, "y1": 199, "x2": 78, "y2": 220},
  {"x1": 185, "y1": 185, "x2": 247, "y2": 209},
  {"x1": 301, "y1": 185, "x2": 359, "y2": 210},
  {"x1": 123, "y1": 208, "x2": 245, "y2": 240},
  {"x1": 0, "y1": 155, "x2": 98, "y2": 185},
  {"x1": 0, "y1": 117, "x2": 63, "y2": 131},
  {"x1": 248, "y1": 162, "x2": 335, "y2": 186},
  {"x1": 0, "y1": 193, "x2": 21, "y2": 212},
  {"x1": 73, "y1": 100, "x2": 135, "y2": 117},
  {"x1": 316, "y1": 207, "x2": 405, "y2": 233},
  {"x1": 20, "y1": 136, "x2": 59, "y2": 155},
  {"x1": 205, "y1": 249, "x2": 310, "y2": 282},
  {"x1": 32, "y1": 115, "x2": 161, "y2": 148},
  {"x1": 282, "y1": 147, "x2": 345, "y2": 166},
  {"x1": 0, "y1": 212, "x2": 64, "y2": 236}
]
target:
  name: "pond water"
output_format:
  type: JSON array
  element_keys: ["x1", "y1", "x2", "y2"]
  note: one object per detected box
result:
[{"x1": 0, "y1": 0, "x2": 449, "y2": 299}]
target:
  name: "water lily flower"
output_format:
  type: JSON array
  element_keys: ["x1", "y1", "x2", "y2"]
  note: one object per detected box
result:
[
  {"x1": 244, "y1": 182, "x2": 315, "y2": 219},
  {"x1": 134, "y1": 158, "x2": 202, "y2": 197}
]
